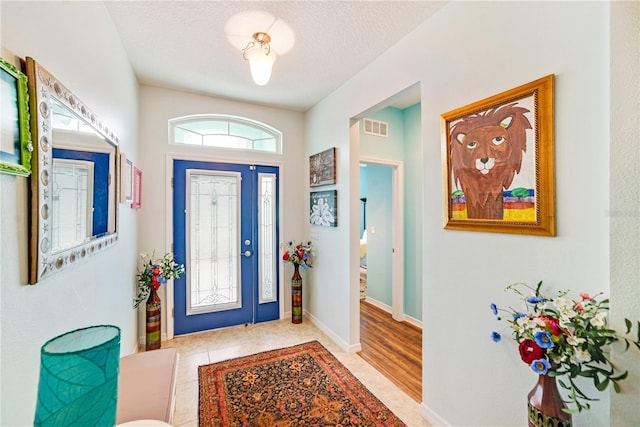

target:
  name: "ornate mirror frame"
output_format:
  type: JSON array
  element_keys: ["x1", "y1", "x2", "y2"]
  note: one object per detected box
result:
[{"x1": 26, "y1": 57, "x2": 120, "y2": 284}]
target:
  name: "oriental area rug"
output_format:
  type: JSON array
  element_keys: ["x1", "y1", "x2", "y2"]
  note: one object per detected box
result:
[{"x1": 198, "y1": 340, "x2": 406, "y2": 426}]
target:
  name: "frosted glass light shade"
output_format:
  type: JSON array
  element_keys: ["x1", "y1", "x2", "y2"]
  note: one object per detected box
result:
[
  {"x1": 245, "y1": 45, "x2": 276, "y2": 86},
  {"x1": 34, "y1": 325, "x2": 121, "y2": 427}
]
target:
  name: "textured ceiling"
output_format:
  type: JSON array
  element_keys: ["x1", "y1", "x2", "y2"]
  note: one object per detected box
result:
[{"x1": 104, "y1": 1, "x2": 445, "y2": 112}]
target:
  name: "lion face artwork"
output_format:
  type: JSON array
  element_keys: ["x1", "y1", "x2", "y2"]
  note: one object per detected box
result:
[{"x1": 450, "y1": 102, "x2": 532, "y2": 220}]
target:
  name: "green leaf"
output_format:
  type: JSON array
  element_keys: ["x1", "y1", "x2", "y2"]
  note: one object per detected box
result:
[
  {"x1": 612, "y1": 371, "x2": 628, "y2": 381},
  {"x1": 625, "y1": 318, "x2": 632, "y2": 334},
  {"x1": 535, "y1": 280, "x2": 543, "y2": 295},
  {"x1": 595, "y1": 377, "x2": 609, "y2": 391}
]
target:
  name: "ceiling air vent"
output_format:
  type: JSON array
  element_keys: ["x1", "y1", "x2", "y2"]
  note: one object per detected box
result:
[{"x1": 363, "y1": 118, "x2": 388, "y2": 137}]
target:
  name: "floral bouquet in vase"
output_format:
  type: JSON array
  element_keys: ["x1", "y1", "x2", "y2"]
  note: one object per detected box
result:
[
  {"x1": 280, "y1": 241, "x2": 314, "y2": 270},
  {"x1": 134, "y1": 252, "x2": 185, "y2": 308},
  {"x1": 491, "y1": 281, "x2": 640, "y2": 414}
]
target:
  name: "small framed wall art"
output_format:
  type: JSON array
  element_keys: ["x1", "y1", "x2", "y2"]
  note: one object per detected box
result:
[
  {"x1": 310, "y1": 190, "x2": 337, "y2": 227},
  {"x1": 0, "y1": 56, "x2": 32, "y2": 176},
  {"x1": 131, "y1": 166, "x2": 142, "y2": 209},
  {"x1": 119, "y1": 153, "x2": 133, "y2": 203},
  {"x1": 441, "y1": 74, "x2": 555, "y2": 236},
  {"x1": 309, "y1": 147, "x2": 336, "y2": 187}
]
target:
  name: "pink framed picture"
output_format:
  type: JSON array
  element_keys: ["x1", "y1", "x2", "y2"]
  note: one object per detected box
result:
[{"x1": 131, "y1": 166, "x2": 142, "y2": 209}]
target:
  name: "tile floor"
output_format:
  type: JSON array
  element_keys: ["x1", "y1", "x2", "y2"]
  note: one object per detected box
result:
[{"x1": 163, "y1": 318, "x2": 431, "y2": 426}]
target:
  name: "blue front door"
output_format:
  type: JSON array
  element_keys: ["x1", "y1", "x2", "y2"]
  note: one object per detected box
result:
[{"x1": 173, "y1": 160, "x2": 279, "y2": 335}]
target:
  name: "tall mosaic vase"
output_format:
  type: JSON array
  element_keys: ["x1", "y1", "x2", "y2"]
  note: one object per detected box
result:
[
  {"x1": 527, "y1": 373, "x2": 572, "y2": 427},
  {"x1": 146, "y1": 287, "x2": 162, "y2": 351},
  {"x1": 291, "y1": 264, "x2": 303, "y2": 324}
]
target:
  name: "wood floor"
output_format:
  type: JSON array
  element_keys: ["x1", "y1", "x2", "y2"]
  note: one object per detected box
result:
[{"x1": 358, "y1": 300, "x2": 422, "y2": 402}]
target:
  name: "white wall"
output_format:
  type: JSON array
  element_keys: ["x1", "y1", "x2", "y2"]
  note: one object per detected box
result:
[
  {"x1": 137, "y1": 86, "x2": 306, "y2": 341},
  {"x1": 306, "y1": 2, "x2": 639, "y2": 426},
  {"x1": 0, "y1": 2, "x2": 139, "y2": 425},
  {"x1": 609, "y1": 2, "x2": 640, "y2": 426}
]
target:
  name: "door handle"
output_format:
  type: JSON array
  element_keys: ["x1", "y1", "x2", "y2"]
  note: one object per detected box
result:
[{"x1": 243, "y1": 250, "x2": 252, "y2": 257}]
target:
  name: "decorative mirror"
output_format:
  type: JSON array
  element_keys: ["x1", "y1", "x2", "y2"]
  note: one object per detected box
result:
[{"x1": 26, "y1": 57, "x2": 120, "y2": 284}]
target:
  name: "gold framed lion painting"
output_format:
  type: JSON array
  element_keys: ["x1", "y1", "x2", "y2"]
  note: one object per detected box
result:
[{"x1": 441, "y1": 75, "x2": 555, "y2": 236}]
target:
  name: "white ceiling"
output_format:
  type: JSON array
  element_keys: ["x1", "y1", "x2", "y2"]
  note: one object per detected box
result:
[{"x1": 103, "y1": 1, "x2": 445, "y2": 112}]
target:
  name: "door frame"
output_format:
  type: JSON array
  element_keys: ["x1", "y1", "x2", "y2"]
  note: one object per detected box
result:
[
  {"x1": 359, "y1": 156, "x2": 404, "y2": 321},
  {"x1": 164, "y1": 152, "x2": 285, "y2": 340}
]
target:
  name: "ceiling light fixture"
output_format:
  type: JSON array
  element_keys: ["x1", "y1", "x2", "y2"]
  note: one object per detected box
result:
[{"x1": 242, "y1": 32, "x2": 276, "y2": 86}]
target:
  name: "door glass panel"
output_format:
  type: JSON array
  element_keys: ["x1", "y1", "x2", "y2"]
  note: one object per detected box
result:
[
  {"x1": 258, "y1": 173, "x2": 276, "y2": 303},
  {"x1": 187, "y1": 170, "x2": 241, "y2": 314}
]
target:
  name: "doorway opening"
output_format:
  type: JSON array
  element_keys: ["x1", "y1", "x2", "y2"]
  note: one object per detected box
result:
[
  {"x1": 358, "y1": 159, "x2": 403, "y2": 320},
  {"x1": 351, "y1": 82, "x2": 423, "y2": 401}
]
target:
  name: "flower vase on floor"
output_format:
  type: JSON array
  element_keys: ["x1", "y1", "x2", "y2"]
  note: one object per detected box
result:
[
  {"x1": 527, "y1": 373, "x2": 572, "y2": 427},
  {"x1": 146, "y1": 287, "x2": 161, "y2": 351},
  {"x1": 291, "y1": 263, "x2": 303, "y2": 324}
]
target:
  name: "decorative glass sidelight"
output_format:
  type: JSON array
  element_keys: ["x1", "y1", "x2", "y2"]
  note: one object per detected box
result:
[{"x1": 258, "y1": 173, "x2": 276, "y2": 303}]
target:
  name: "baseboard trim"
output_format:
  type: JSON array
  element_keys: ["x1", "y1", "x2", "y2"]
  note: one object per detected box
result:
[
  {"x1": 404, "y1": 314, "x2": 423, "y2": 329},
  {"x1": 420, "y1": 402, "x2": 451, "y2": 426},
  {"x1": 363, "y1": 297, "x2": 392, "y2": 312},
  {"x1": 304, "y1": 309, "x2": 361, "y2": 353},
  {"x1": 363, "y1": 297, "x2": 423, "y2": 329}
]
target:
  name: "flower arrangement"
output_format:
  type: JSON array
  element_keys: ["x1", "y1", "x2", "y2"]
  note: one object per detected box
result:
[
  {"x1": 134, "y1": 252, "x2": 185, "y2": 308},
  {"x1": 280, "y1": 241, "x2": 313, "y2": 269},
  {"x1": 491, "y1": 281, "x2": 640, "y2": 413}
]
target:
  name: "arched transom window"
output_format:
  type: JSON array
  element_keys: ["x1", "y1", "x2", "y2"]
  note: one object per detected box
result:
[{"x1": 169, "y1": 115, "x2": 282, "y2": 154}]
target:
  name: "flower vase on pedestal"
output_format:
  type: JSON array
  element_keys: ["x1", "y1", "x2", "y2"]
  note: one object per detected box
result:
[
  {"x1": 146, "y1": 287, "x2": 161, "y2": 351},
  {"x1": 291, "y1": 264, "x2": 303, "y2": 324},
  {"x1": 527, "y1": 373, "x2": 572, "y2": 427}
]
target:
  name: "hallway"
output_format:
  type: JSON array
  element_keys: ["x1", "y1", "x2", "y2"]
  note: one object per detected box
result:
[{"x1": 358, "y1": 300, "x2": 422, "y2": 402}]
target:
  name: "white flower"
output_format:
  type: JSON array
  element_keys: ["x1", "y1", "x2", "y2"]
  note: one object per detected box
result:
[
  {"x1": 517, "y1": 316, "x2": 546, "y2": 333},
  {"x1": 310, "y1": 198, "x2": 335, "y2": 226},
  {"x1": 559, "y1": 310, "x2": 578, "y2": 324},
  {"x1": 590, "y1": 311, "x2": 607, "y2": 327},
  {"x1": 554, "y1": 297, "x2": 573, "y2": 311},
  {"x1": 567, "y1": 335, "x2": 586, "y2": 346},
  {"x1": 571, "y1": 348, "x2": 592, "y2": 364}
]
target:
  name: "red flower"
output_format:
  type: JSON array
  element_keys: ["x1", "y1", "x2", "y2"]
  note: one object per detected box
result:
[
  {"x1": 540, "y1": 316, "x2": 561, "y2": 336},
  {"x1": 282, "y1": 251, "x2": 290, "y2": 261},
  {"x1": 519, "y1": 339, "x2": 544, "y2": 364},
  {"x1": 151, "y1": 266, "x2": 160, "y2": 276},
  {"x1": 298, "y1": 250, "x2": 305, "y2": 257},
  {"x1": 574, "y1": 302, "x2": 585, "y2": 311},
  {"x1": 580, "y1": 292, "x2": 595, "y2": 301},
  {"x1": 150, "y1": 280, "x2": 160, "y2": 291}
]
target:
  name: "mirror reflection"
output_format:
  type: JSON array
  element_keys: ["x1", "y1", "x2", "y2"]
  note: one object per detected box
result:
[
  {"x1": 52, "y1": 159, "x2": 92, "y2": 252},
  {"x1": 50, "y1": 98, "x2": 116, "y2": 253},
  {"x1": 27, "y1": 57, "x2": 119, "y2": 284}
]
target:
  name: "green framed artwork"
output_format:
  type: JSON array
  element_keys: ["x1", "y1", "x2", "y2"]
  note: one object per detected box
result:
[
  {"x1": 310, "y1": 190, "x2": 337, "y2": 227},
  {"x1": 0, "y1": 56, "x2": 32, "y2": 176}
]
